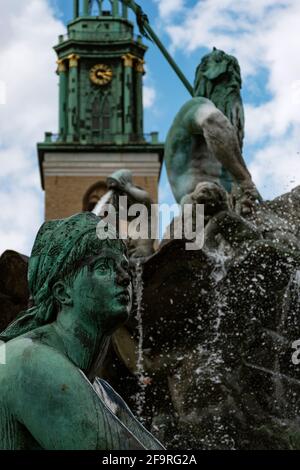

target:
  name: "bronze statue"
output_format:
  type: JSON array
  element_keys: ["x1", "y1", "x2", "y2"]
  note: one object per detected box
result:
[
  {"x1": 93, "y1": 169, "x2": 155, "y2": 259},
  {"x1": 0, "y1": 213, "x2": 164, "y2": 450},
  {"x1": 165, "y1": 48, "x2": 260, "y2": 215}
]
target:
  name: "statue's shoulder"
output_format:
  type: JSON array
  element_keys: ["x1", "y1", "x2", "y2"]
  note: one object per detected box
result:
[
  {"x1": 4, "y1": 336, "x2": 76, "y2": 381},
  {"x1": 0, "y1": 336, "x2": 88, "y2": 418},
  {"x1": 177, "y1": 97, "x2": 212, "y2": 115},
  {"x1": 170, "y1": 97, "x2": 215, "y2": 132}
]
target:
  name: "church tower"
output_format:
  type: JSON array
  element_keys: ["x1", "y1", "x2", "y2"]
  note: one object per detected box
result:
[{"x1": 37, "y1": 0, "x2": 163, "y2": 219}]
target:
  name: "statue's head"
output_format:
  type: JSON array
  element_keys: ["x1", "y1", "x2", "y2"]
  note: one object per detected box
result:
[
  {"x1": 181, "y1": 182, "x2": 229, "y2": 217},
  {"x1": 83, "y1": 181, "x2": 107, "y2": 212},
  {"x1": 194, "y1": 47, "x2": 242, "y2": 97},
  {"x1": 0, "y1": 213, "x2": 132, "y2": 341},
  {"x1": 194, "y1": 47, "x2": 244, "y2": 149},
  {"x1": 106, "y1": 168, "x2": 152, "y2": 213},
  {"x1": 107, "y1": 169, "x2": 133, "y2": 191}
]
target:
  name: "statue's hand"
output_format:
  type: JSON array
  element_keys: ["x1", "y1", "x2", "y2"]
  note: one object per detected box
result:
[
  {"x1": 107, "y1": 180, "x2": 118, "y2": 189},
  {"x1": 107, "y1": 177, "x2": 132, "y2": 193}
]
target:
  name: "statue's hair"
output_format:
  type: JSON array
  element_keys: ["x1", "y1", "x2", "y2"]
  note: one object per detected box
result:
[
  {"x1": 49, "y1": 232, "x2": 127, "y2": 315},
  {"x1": 194, "y1": 47, "x2": 245, "y2": 149},
  {"x1": 57, "y1": 231, "x2": 125, "y2": 281},
  {"x1": 82, "y1": 180, "x2": 107, "y2": 212}
]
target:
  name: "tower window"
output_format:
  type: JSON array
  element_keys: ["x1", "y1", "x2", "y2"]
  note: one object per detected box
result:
[
  {"x1": 102, "y1": 97, "x2": 110, "y2": 130},
  {"x1": 88, "y1": 0, "x2": 118, "y2": 16},
  {"x1": 90, "y1": 95, "x2": 111, "y2": 137},
  {"x1": 90, "y1": 0, "x2": 101, "y2": 16},
  {"x1": 102, "y1": 0, "x2": 113, "y2": 14},
  {"x1": 91, "y1": 98, "x2": 100, "y2": 130}
]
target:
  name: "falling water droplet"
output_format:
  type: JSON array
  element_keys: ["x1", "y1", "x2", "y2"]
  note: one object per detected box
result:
[
  {"x1": 133, "y1": 260, "x2": 149, "y2": 416},
  {"x1": 92, "y1": 190, "x2": 113, "y2": 216}
]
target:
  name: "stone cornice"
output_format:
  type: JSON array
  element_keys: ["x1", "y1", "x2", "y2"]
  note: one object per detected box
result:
[{"x1": 43, "y1": 152, "x2": 161, "y2": 178}]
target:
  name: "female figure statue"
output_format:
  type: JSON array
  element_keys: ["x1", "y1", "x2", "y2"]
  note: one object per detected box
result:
[{"x1": 0, "y1": 213, "x2": 163, "y2": 450}]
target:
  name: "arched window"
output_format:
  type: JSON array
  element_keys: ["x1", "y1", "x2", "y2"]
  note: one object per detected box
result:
[
  {"x1": 88, "y1": 0, "x2": 100, "y2": 15},
  {"x1": 88, "y1": 0, "x2": 119, "y2": 17},
  {"x1": 91, "y1": 97, "x2": 100, "y2": 132},
  {"x1": 102, "y1": 0, "x2": 112, "y2": 14},
  {"x1": 90, "y1": 94, "x2": 111, "y2": 140},
  {"x1": 101, "y1": 96, "x2": 111, "y2": 131}
]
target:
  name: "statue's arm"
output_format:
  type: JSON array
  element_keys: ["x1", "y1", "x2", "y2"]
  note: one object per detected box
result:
[
  {"x1": 181, "y1": 98, "x2": 253, "y2": 183},
  {"x1": 108, "y1": 178, "x2": 152, "y2": 207},
  {"x1": 8, "y1": 340, "x2": 145, "y2": 450},
  {"x1": 124, "y1": 186, "x2": 152, "y2": 206}
]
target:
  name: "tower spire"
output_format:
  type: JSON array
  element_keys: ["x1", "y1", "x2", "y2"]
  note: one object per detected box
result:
[{"x1": 38, "y1": 0, "x2": 164, "y2": 221}]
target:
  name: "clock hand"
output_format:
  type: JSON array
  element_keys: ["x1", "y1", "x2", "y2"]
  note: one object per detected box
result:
[{"x1": 97, "y1": 71, "x2": 112, "y2": 78}]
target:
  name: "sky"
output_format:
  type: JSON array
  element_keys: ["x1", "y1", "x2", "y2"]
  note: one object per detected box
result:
[{"x1": 0, "y1": 0, "x2": 300, "y2": 256}]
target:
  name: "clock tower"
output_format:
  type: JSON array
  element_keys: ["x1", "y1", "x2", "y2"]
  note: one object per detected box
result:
[{"x1": 37, "y1": 0, "x2": 163, "y2": 219}]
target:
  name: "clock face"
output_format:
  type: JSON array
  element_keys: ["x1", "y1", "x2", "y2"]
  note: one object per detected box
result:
[{"x1": 90, "y1": 64, "x2": 113, "y2": 86}]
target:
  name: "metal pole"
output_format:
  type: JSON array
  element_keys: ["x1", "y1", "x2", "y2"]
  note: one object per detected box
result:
[
  {"x1": 121, "y1": 0, "x2": 193, "y2": 96},
  {"x1": 143, "y1": 22, "x2": 193, "y2": 96}
]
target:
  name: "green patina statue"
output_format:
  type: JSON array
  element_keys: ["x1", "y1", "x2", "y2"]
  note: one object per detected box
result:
[
  {"x1": 106, "y1": 169, "x2": 155, "y2": 259},
  {"x1": 0, "y1": 213, "x2": 164, "y2": 450},
  {"x1": 165, "y1": 48, "x2": 260, "y2": 214},
  {"x1": 107, "y1": 169, "x2": 152, "y2": 209}
]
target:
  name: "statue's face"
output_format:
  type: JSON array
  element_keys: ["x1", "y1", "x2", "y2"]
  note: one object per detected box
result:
[
  {"x1": 70, "y1": 249, "x2": 132, "y2": 333},
  {"x1": 201, "y1": 52, "x2": 229, "y2": 81},
  {"x1": 196, "y1": 49, "x2": 232, "y2": 81},
  {"x1": 193, "y1": 182, "x2": 219, "y2": 201},
  {"x1": 194, "y1": 48, "x2": 240, "y2": 98},
  {"x1": 193, "y1": 183, "x2": 227, "y2": 216}
]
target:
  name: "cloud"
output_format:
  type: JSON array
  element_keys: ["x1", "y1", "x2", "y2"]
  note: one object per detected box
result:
[
  {"x1": 154, "y1": 0, "x2": 185, "y2": 19},
  {"x1": 0, "y1": 1, "x2": 159, "y2": 255},
  {"x1": 249, "y1": 128, "x2": 300, "y2": 200},
  {"x1": 157, "y1": 0, "x2": 300, "y2": 198},
  {"x1": 143, "y1": 85, "x2": 157, "y2": 109},
  {"x1": 0, "y1": 1, "x2": 64, "y2": 255}
]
